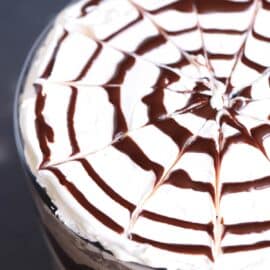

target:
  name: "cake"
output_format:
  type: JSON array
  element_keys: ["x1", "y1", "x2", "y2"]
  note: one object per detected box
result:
[{"x1": 19, "y1": 0, "x2": 270, "y2": 269}]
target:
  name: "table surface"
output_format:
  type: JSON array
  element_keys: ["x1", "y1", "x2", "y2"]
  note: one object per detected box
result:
[{"x1": 0, "y1": 1, "x2": 69, "y2": 269}]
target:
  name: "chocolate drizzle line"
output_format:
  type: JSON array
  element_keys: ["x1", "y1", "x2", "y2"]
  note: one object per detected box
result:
[
  {"x1": 41, "y1": 30, "x2": 68, "y2": 79},
  {"x1": 67, "y1": 87, "x2": 80, "y2": 156},
  {"x1": 202, "y1": 28, "x2": 246, "y2": 35},
  {"x1": 46, "y1": 167, "x2": 124, "y2": 234},
  {"x1": 135, "y1": 35, "x2": 167, "y2": 55},
  {"x1": 195, "y1": 0, "x2": 254, "y2": 13},
  {"x1": 166, "y1": 25, "x2": 198, "y2": 36},
  {"x1": 224, "y1": 221, "x2": 270, "y2": 235},
  {"x1": 78, "y1": 158, "x2": 136, "y2": 213},
  {"x1": 223, "y1": 241, "x2": 270, "y2": 254},
  {"x1": 105, "y1": 86, "x2": 128, "y2": 137},
  {"x1": 34, "y1": 84, "x2": 54, "y2": 168},
  {"x1": 73, "y1": 43, "x2": 102, "y2": 82},
  {"x1": 263, "y1": 0, "x2": 270, "y2": 10},
  {"x1": 131, "y1": 234, "x2": 213, "y2": 260},
  {"x1": 242, "y1": 53, "x2": 267, "y2": 73},
  {"x1": 251, "y1": 124, "x2": 270, "y2": 151},
  {"x1": 222, "y1": 176, "x2": 270, "y2": 195},
  {"x1": 188, "y1": 137, "x2": 219, "y2": 169},
  {"x1": 80, "y1": 0, "x2": 101, "y2": 17},
  {"x1": 105, "y1": 55, "x2": 136, "y2": 136},
  {"x1": 149, "y1": 0, "x2": 193, "y2": 15},
  {"x1": 156, "y1": 119, "x2": 193, "y2": 151},
  {"x1": 114, "y1": 137, "x2": 164, "y2": 182},
  {"x1": 141, "y1": 210, "x2": 214, "y2": 238},
  {"x1": 165, "y1": 169, "x2": 215, "y2": 202},
  {"x1": 252, "y1": 28, "x2": 270, "y2": 43},
  {"x1": 103, "y1": 14, "x2": 143, "y2": 42},
  {"x1": 32, "y1": 0, "x2": 270, "y2": 260}
]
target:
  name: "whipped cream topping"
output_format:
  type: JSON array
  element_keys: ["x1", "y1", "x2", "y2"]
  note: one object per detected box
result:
[{"x1": 20, "y1": 0, "x2": 270, "y2": 269}]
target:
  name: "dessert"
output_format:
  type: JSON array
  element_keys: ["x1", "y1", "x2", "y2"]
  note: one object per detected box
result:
[{"x1": 18, "y1": 0, "x2": 270, "y2": 269}]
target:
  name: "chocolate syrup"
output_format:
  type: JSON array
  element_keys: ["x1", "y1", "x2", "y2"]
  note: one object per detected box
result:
[
  {"x1": 34, "y1": 84, "x2": 54, "y2": 167},
  {"x1": 80, "y1": 0, "x2": 101, "y2": 17},
  {"x1": 165, "y1": 169, "x2": 215, "y2": 202},
  {"x1": 223, "y1": 241, "x2": 270, "y2": 254},
  {"x1": 68, "y1": 87, "x2": 80, "y2": 156},
  {"x1": 263, "y1": 0, "x2": 270, "y2": 10},
  {"x1": 242, "y1": 53, "x2": 267, "y2": 73},
  {"x1": 103, "y1": 15, "x2": 143, "y2": 42},
  {"x1": 149, "y1": 0, "x2": 193, "y2": 15},
  {"x1": 252, "y1": 28, "x2": 270, "y2": 43},
  {"x1": 195, "y1": 0, "x2": 253, "y2": 13},
  {"x1": 114, "y1": 136, "x2": 164, "y2": 182},
  {"x1": 41, "y1": 31, "x2": 68, "y2": 79},
  {"x1": 73, "y1": 43, "x2": 102, "y2": 82},
  {"x1": 46, "y1": 167, "x2": 124, "y2": 233},
  {"x1": 135, "y1": 35, "x2": 167, "y2": 55},
  {"x1": 131, "y1": 234, "x2": 213, "y2": 261},
  {"x1": 224, "y1": 221, "x2": 270, "y2": 235},
  {"x1": 222, "y1": 176, "x2": 270, "y2": 195},
  {"x1": 142, "y1": 210, "x2": 214, "y2": 238},
  {"x1": 78, "y1": 158, "x2": 136, "y2": 213},
  {"x1": 32, "y1": 0, "x2": 270, "y2": 260}
]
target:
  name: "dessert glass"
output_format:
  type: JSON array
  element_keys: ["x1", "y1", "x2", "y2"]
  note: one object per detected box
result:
[{"x1": 13, "y1": 6, "x2": 155, "y2": 270}]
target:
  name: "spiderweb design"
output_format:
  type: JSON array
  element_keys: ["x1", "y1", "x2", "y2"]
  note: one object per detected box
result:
[{"x1": 26, "y1": 0, "x2": 270, "y2": 268}]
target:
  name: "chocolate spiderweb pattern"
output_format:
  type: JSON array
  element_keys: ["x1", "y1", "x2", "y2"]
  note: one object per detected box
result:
[{"x1": 24, "y1": 0, "x2": 270, "y2": 267}]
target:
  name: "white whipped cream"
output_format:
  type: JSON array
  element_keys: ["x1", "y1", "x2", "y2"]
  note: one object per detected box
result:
[{"x1": 20, "y1": 0, "x2": 270, "y2": 269}]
